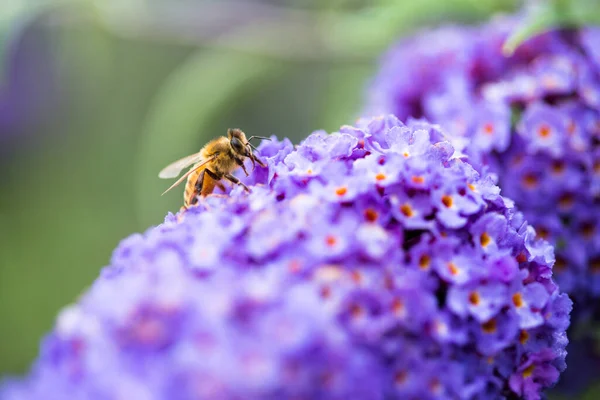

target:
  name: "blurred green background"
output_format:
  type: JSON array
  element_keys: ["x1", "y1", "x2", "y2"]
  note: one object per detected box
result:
[{"x1": 0, "y1": 0, "x2": 520, "y2": 376}]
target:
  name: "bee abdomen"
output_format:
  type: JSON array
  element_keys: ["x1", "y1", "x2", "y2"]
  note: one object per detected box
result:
[{"x1": 184, "y1": 169, "x2": 202, "y2": 207}]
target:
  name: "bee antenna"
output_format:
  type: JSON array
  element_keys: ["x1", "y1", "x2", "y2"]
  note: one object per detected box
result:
[
  {"x1": 247, "y1": 142, "x2": 259, "y2": 152},
  {"x1": 247, "y1": 135, "x2": 271, "y2": 142}
]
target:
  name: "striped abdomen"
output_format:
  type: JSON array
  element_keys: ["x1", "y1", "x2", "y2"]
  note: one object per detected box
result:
[{"x1": 184, "y1": 166, "x2": 219, "y2": 207}]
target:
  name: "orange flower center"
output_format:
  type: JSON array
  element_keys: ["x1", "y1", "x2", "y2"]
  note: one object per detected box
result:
[
  {"x1": 483, "y1": 123, "x2": 494, "y2": 135},
  {"x1": 551, "y1": 160, "x2": 565, "y2": 174},
  {"x1": 335, "y1": 186, "x2": 347, "y2": 196},
  {"x1": 468, "y1": 291, "x2": 480, "y2": 306},
  {"x1": 512, "y1": 292, "x2": 524, "y2": 308},
  {"x1": 411, "y1": 175, "x2": 425, "y2": 184},
  {"x1": 538, "y1": 124, "x2": 551, "y2": 138},
  {"x1": 350, "y1": 304, "x2": 364, "y2": 318},
  {"x1": 325, "y1": 235, "x2": 337, "y2": 247},
  {"x1": 522, "y1": 174, "x2": 538, "y2": 189},
  {"x1": 441, "y1": 195, "x2": 453, "y2": 208},
  {"x1": 482, "y1": 318, "x2": 497, "y2": 333},
  {"x1": 522, "y1": 365, "x2": 535, "y2": 378},
  {"x1": 288, "y1": 260, "x2": 301, "y2": 273},
  {"x1": 555, "y1": 257, "x2": 567, "y2": 272},
  {"x1": 350, "y1": 270, "x2": 363, "y2": 284},
  {"x1": 447, "y1": 262, "x2": 459, "y2": 276},
  {"x1": 375, "y1": 173, "x2": 386, "y2": 181},
  {"x1": 419, "y1": 255, "x2": 431, "y2": 269},
  {"x1": 394, "y1": 370, "x2": 408, "y2": 385},
  {"x1": 392, "y1": 298, "x2": 405, "y2": 316},
  {"x1": 581, "y1": 222, "x2": 595, "y2": 238},
  {"x1": 558, "y1": 193, "x2": 574, "y2": 208},
  {"x1": 400, "y1": 204, "x2": 414, "y2": 217},
  {"x1": 519, "y1": 330, "x2": 529, "y2": 345},
  {"x1": 480, "y1": 232, "x2": 491, "y2": 247},
  {"x1": 364, "y1": 208, "x2": 378, "y2": 222}
]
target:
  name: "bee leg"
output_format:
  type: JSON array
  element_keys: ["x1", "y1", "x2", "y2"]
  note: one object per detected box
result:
[
  {"x1": 203, "y1": 169, "x2": 227, "y2": 193},
  {"x1": 235, "y1": 158, "x2": 249, "y2": 177},
  {"x1": 193, "y1": 169, "x2": 215, "y2": 198},
  {"x1": 194, "y1": 169, "x2": 206, "y2": 191},
  {"x1": 224, "y1": 173, "x2": 250, "y2": 192},
  {"x1": 252, "y1": 153, "x2": 266, "y2": 168}
]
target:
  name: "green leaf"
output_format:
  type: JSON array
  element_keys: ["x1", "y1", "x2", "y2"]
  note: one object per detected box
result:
[
  {"x1": 503, "y1": 0, "x2": 600, "y2": 55},
  {"x1": 134, "y1": 50, "x2": 283, "y2": 227}
]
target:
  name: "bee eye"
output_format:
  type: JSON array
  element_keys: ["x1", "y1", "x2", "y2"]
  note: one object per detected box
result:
[{"x1": 231, "y1": 137, "x2": 244, "y2": 153}]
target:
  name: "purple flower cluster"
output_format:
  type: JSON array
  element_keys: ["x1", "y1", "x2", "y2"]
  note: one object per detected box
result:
[
  {"x1": 2, "y1": 116, "x2": 570, "y2": 400},
  {"x1": 1, "y1": 20, "x2": 58, "y2": 150},
  {"x1": 366, "y1": 19, "x2": 600, "y2": 318}
]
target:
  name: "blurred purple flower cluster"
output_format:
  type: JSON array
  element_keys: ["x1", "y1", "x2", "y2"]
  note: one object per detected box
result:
[
  {"x1": 2, "y1": 116, "x2": 571, "y2": 399},
  {"x1": 1, "y1": 20, "x2": 58, "y2": 149},
  {"x1": 366, "y1": 18, "x2": 600, "y2": 319}
]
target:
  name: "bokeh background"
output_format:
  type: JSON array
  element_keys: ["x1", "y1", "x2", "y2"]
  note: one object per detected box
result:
[{"x1": 0, "y1": 0, "x2": 523, "y2": 377}]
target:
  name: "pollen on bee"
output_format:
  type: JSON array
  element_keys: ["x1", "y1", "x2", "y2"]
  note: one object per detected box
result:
[
  {"x1": 537, "y1": 123, "x2": 552, "y2": 138},
  {"x1": 400, "y1": 203, "x2": 414, "y2": 217},
  {"x1": 335, "y1": 186, "x2": 348, "y2": 196},
  {"x1": 441, "y1": 195, "x2": 453, "y2": 208},
  {"x1": 482, "y1": 122, "x2": 494, "y2": 135},
  {"x1": 512, "y1": 292, "x2": 524, "y2": 308},
  {"x1": 482, "y1": 318, "x2": 497, "y2": 334},
  {"x1": 480, "y1": 232, "x2": 491, "y2": 247}
]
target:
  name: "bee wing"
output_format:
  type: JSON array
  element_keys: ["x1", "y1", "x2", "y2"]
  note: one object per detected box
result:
[
  {"x1": 161, "y1": 154, "x2": 218, "y2": 196},
  {"x1": 158, "y1": 153, "x2": 204, "y2": 179}
]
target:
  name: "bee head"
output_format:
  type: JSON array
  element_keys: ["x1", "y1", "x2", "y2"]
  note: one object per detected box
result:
[
  {"x1": 228, "y1": 128, "x2": 248, "y2": 156},
  {"x1": 227, "y1": 128, "x2": 267, "y2": 170}
]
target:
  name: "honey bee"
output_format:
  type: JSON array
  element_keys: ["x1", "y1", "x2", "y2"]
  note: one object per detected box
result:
[{"x1": 159, "y1": 128, "x2": 268, "y2": 207}]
